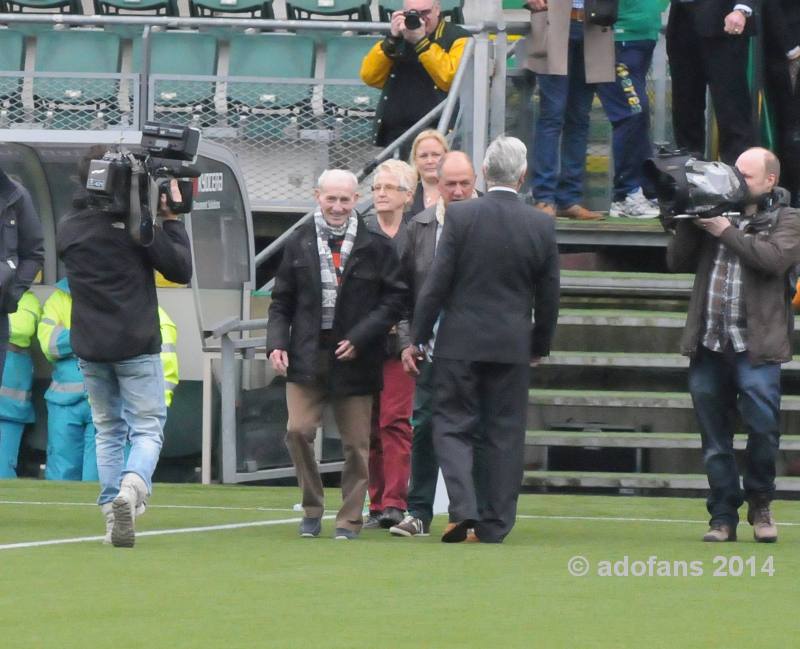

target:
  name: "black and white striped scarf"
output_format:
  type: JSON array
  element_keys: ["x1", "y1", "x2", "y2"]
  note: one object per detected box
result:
[{"x1": 314, "y1": 210, "x2": 358, "y2": 330}]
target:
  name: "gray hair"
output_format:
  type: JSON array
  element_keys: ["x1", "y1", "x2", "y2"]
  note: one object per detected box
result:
[
  {"x1": 317, "y1": 169, "x2": 359, "y2": 191},
  {"x1": 482, "y1": 136, "x2": 527, "y2": 186}
]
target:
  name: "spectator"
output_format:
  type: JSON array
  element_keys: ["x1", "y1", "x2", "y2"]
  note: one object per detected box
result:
[
  {"x1": 666, "y1": 148, "x2": 800, "y2": 543},
  {"x1": 408, "y1": 129, "x2": 450, "y2": 217},
  {"x1": 524, "y1": 0, "x2": 615, "y2": 221},
  {"x1": 666, "y1": 0, "x2": 756, "y2": 164},
  {"x1": 0, "y1": 291, "x2": 40, "y2": 478},
  {"x1": 360, "y1": 1, "x2": 470, "y2": 158},
  {"x1": 393, "y1": 150, "x2": 478, "y2": 538},
  {"x1": 362, "y1": 160, "x2": 418, "y2": 530},
  {"x1": 267, "y1": 170, "x2": 406, "y2": 541},
  {"x1": 600, "y1": 0, "x2": 668, "y2": 219},
  {"x1": 411, "y1": 137, "x2": 560, "y2": 543},
  {"x1": 0, "y1": 166, "x2": 44, "y2": 379},
  {"x1": 763, "y1": 0, "x2": 800, "y2": 206}
]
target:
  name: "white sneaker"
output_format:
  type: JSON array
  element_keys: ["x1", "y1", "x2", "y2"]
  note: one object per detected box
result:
[
  {"x1": 609, "y1": 188, "x2": 660, "y2": 219},
  {"x1": 111, "y1": 473, "x2": 147, "y2": 548},
  {"x1": 102, "y1": 501, "x2": 146, "y2": 545}
]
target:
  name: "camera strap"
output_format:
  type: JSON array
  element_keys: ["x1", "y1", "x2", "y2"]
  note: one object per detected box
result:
[{"x1": 128, "y1": 156, "x2": 154, "y2": 247}]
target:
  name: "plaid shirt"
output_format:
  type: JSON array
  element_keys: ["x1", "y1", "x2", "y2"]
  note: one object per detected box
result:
[{"x1": 702, "y1": 218, "x2": 751, "y2": 353}]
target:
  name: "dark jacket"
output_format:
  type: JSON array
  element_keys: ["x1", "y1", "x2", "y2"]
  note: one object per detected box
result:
[
  {"x1": 412, "y1": 190, "x2": 561, "y2": 364},
  {"x1": 666, "y1": 201, "x2": 800, "y2": 365},
  {"x1": 360, "y1": 20, "x2": 470, "y2": 147},
  {"x1": 56, "y1": 197, "x2": 193, "y2": 362},
  {"x1": 266, "y1": 218, "x2": 407, "y2": 396},
  {"x1": 668, "y1": 0, "x2": 760, "y2": 38},
  {"x1": 0, "y1": 170, "x2": 44, "y2": 315},
  {"x1": 763, "y1": 0, "x2": 800, "y2": 60},
  {"x1": 397, "y1": 203, "x2": 438, "y2": 349}
]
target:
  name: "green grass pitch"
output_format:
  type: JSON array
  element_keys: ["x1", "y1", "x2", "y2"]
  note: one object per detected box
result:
[{"x1": 1, "y1": 480, "x2": 798, "y2": 649}]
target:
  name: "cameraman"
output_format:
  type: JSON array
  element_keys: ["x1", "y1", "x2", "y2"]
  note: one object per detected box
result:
[
  {"x1": 57, "y1": 152, "x2": 192, "y2": 548},
  {"x1": 666, "y1": 147, "x2": 800, "y2": 544},
  {"x1": 360, "y1": 0, "x2": 470, "y2": 158}
]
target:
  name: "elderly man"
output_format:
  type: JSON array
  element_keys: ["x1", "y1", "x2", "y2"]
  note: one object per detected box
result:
[
  {"x1": 666, "y1": 148, "x2": 800, "y2": 543},
  {"x1": 360, "y1": 0, "x2": 470, "y2": 157},
  {"x1": 667, "y1": 0, "x2": 757, "y2": 164},
  {"x1": 412, "y1": 137, "x2": 560, "y2": 543},
  {"x1": 388, "y1": 151, "x2": 477, "y2": 537},
  {"x1": 267, "y1": 170, "x2": 406, "y2": 540}
]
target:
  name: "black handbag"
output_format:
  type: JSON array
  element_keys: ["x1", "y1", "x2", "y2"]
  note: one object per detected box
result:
[{"x1": 585, "y1": 0, "x2": 618, "y2": 27}]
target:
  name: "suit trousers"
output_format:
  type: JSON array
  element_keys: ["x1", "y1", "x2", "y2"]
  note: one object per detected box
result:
[
  {"x1": 285, "y1": 368, "x2": 373, "y2": 532},
  {"x1": 765, "y1": 56, "x2": 800, "y2": 203},
  {"x1": 667, "y1": 5, "x2": 754, "y2": 164},
  {"x1": 432, "y1": 358, "x2": 529, "y2": 543}
]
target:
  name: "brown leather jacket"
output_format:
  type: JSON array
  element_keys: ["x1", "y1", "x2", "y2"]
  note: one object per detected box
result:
[{"x1": 666, "y1": 204, "x2": 800, "y2": 365}]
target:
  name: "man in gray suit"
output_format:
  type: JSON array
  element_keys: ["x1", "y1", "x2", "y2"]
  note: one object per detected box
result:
[{"x1": 412, "y1": 136, "x2": 560, "y2": 543}]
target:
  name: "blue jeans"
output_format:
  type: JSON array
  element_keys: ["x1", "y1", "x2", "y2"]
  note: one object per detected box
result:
[
  {"x1": 688, "y1": 347, "x2": 781, "y2": 527},
  {"x1": 532, "y1": 21, "x2": 596, "y2": 209},
  {"x1": 596, "y1": 40, "x2": 656, "y2": 201},
  {"x1": 80, "y1": 354, "x2": 166, "y2": 505}
]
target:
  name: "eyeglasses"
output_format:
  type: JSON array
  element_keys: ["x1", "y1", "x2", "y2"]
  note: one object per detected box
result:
[{"x1": 371, "y1": 184, "x2": 407, "y2": 192}]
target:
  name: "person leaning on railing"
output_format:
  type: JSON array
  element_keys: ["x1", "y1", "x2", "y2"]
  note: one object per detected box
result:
[{"x1": 359, "y1": 0, "x2": 471, "y2": 159}]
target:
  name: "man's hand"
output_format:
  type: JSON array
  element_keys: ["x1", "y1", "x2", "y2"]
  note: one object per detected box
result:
[
  {"x1": 401, "y1": 345, "x2": 422, "y2": 377},
  {"x1": 390, "y1": 10, "x2": 405, "y2": 38},
  {"x1": 695, "y1": 216, "x2": 731, "y2": 238},
  {"x1": 335, "y1": 339, "x2": 357, "y2": 361},
  {"x1": 403, "y1": 24, "x2": 426, "y2": 45},
  {"x1": 158, "y1": 179, "x2": 182, "y2": 221},
  {"x1": 724, "y1": 10, "x2": 747, "y2": 35},
  {"x1": 269, "y1": 349, "x2": 289, "y2": 376},
  {"x1": 526, "y1": 0, "x2": 548, "y2": 11}
]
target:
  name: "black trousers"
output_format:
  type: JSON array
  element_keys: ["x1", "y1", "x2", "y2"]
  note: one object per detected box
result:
[
  {"x1": 667, "y1": 6, "x2": 754, "y2": 164},
  {"x1": 765, "y1": 56, "x2": 800, "y2": 204},
  {"x1": 431, "y1": 358, "x2": 529, "y2": 543}
]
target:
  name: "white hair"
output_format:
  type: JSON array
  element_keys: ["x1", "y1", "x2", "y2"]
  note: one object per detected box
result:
[
  {"x1": 482, "y1": 136, "x2": 527, "y2": 186},
  {"x1": 317, "y1": 169, "x2": 359, "y2": 191}
]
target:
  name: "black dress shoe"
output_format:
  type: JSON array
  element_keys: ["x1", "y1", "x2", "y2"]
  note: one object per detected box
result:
[
  {"x1": 378, "y1": 507, "x2": 404, "y2": 529},
  {"x1": 441, "y1": 519, "x2": 474, "y2": 543}
]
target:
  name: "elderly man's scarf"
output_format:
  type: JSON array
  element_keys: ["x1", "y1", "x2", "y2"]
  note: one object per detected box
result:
[{"x1": 314, "y1": 210, "x2": 358, "y2": 330}]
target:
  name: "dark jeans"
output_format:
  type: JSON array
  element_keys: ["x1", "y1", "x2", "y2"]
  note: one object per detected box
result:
[
  {"x1": 596, "y1": 40, "x2": 656, "y2": 201},
  {"x1": 688, "y1": 346, "x2": 782, "y2": 527},
  {"x1": 532, "y1": 21, "x2": 595, "y2": 209}
]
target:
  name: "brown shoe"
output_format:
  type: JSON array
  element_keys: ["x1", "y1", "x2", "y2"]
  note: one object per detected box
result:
[
  {"x1": 747, "y1": 499, "x2": 778, "y2": 543},
  {"x1": 465, "y1": 529, "x2": 479, "y2": 543},
  {"x1": 702, "y1": 523, "x2": 737, "y2": 542},
  {"x1": 441, "y1": 520, "x2": 473, "y2": 543},
  {"x1": 534, "y1": 202, "x2": 557, "y2": 217},
  {"x1": 557, "y1": 204, "x2": 603, "y2": 221}
]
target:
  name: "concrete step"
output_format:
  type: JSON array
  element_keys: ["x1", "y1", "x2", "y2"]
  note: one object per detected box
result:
[
  {"x1": 525, "y1": 430, "x2": 800, "y2": 451},
  {"x1": 526, "y1": 389, "x2": 800, "y2": 435},
  {"x1": 560, "y1": 271, "x2": 694, "y2": 297},
  {"x1": 539, "y1": 352, "x2": 800, "y2": 371},
  {"x1": 522, "y1": 471, "x2": 800, "y2": 491}
]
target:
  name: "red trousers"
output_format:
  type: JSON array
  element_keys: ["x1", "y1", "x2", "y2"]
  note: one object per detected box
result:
[{"x1": 368, "y1": 357, "x2": 415, "y2": 512}]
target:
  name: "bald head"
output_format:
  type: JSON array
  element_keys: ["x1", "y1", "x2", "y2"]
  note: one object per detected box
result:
[
  {"x1": 735, "y1": 147, "x2": 780, "y2": 199},
  {"x1": 437, "y1": 151, "x2": 476, "y2": 205}
]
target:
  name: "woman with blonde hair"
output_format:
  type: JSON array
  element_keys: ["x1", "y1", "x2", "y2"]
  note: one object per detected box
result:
[
  {"x1": 408, "y1": 129, "x2": 449, "y2": 218},
  {"x1": 363, "y1": 158, "x2": 418, "y2": 530}
]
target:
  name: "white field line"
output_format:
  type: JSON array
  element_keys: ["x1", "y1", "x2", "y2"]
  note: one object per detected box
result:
[
  {"x1": 0, "y1": 500, "x2": 298, "y2": 512},
  {"x1": 0, "y1": 515, "x2": 337, "y2": 551},
  {"x1": 517, "y1": 514, "x2": 800, "y2": 527}
]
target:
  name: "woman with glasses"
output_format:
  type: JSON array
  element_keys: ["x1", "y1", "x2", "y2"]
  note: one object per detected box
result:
[{"x1": 363, "y1": 159, "x2": 418, "y2": 530}]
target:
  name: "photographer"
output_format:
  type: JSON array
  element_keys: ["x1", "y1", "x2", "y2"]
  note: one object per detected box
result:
[
  {"x1": 360, "y1": 0, "x2": 470, "y2": 158},
  {"x1": 57, "y1": 151, "x2": 192, "y2": 548},
  {"x1": 665, "y1": 147, "x2": 800, "y2": 544}
]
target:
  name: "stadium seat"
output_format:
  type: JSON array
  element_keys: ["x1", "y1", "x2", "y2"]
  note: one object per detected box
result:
[
  {"x1": 0, "y1": 30, "x2": 25, "y2": 123},
  {"x1": 285, "y1": 0, "x2": 371, "y2": 21},
  {"x1": 94, "y1": 0, "x2": 178, "y2": 16},
  {"x1": 378, "y1": 0, "x2": 464, "y2": 24},
  {"x1": 33, "y1": 30, "x2": 122, "y2": 127},
  {"x1": 132, "y1": 31, "x2": 218, "y2": 124},
  {"x1": 323, "y1": 35, "x2": 380, "y2": 112},
  {"x1": 2, "y1": 0, "x2": 81, "y2": 12},
  {"x1": 189, "y1": 0, "x2": 274, "y2": 19},
  {"x1": 227, "y1": 33, "x2": 315, "y2": 110}
]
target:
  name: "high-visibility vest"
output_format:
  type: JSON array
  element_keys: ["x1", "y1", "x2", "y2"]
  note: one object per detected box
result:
[
  {"x1": 158, "y1": 306, "x2": 179, "y2": 407},
  {"x1": 0, "y1": 291, "x2": 41, "y2": 422}
]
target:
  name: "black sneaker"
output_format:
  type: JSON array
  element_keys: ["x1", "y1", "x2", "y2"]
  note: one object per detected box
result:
[
  {"x1": 299, "y1": 517, "x2": 321, "y2": 538},
  {"x1": 390, "y1": 515, "x2": 430, "y2": 537},
  {"x1": 363, "y1": 511, "x2": 382, "y2": 529},
  {"x1": 378, "y1": 506, "x2": 405, "y2": 529},
  {"x1": 334, "y1": 528, "x2": 358, "y2": 540}
]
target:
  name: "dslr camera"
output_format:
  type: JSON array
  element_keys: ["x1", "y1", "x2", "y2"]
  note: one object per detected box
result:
[
  {"x1": 403, "y1": 9, "x2": 423, "y2": 30},
  {"x1": 85, "y1": 121, "x2": 201, "y2": 246},
  {"x1": 643, "y1": 147, "x2": 748, "y2": 226}
]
